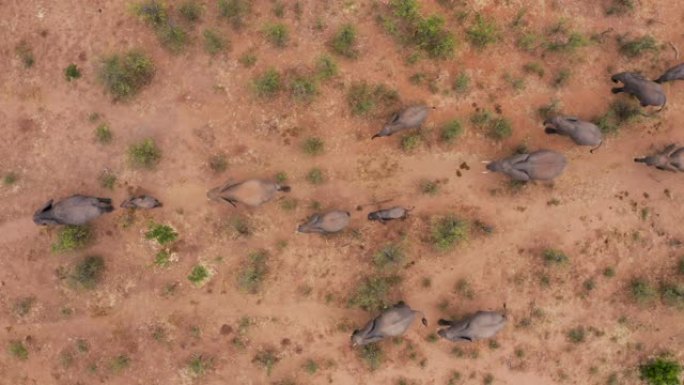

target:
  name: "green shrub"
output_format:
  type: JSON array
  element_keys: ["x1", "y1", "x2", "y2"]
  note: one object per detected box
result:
[
  {"x1": 4, "y1": 172, "x2": 18, "y2": 186},
  {"x1": 263, "y1": 23, "x2": 289, "y2": 47},
  {"x1": 254, "y1": 349, "x2": 279, "y2": 375},
  {"x1": 347, "y1": 81, "x2": 399, "y2": 116},
  {"x1": 289, "y1": 75, "x2": 318, "y2": 103},
  {"x1": 566, "y1": 327, "x2": 585, "y2": 343},
  {"x1": 134, "y1": 1, "x2": 187, "y2": 52},
  {"x1": 453, "y1": 72, "x2": 470, "y2": 94},
  {"x1": 99, "y1": 51, "x2": 154, "y2": 100},
  {"x1": 218, "y1": 0, "x2": 252, "y2": 28},
  {"x1": 16, "y1": 41, "x2": 35, "y2": 68},
  {"x1": 414, "y1": 15, "x2": 455, "y2": 58},
  {"x1": 349, "y1": 275, "x2": 401, "y2": 311},
  {"x1": 272, "y1": 1, "x2": 285, "y2": 18},
  {"x1": 306, "y1": 168, "x2": 325, "y2": 185},
  {"x1": 603, "y1": 267, "x2": 616, "y2": 277},
  {"x1": 359, "y1": 343, "x2": 383, "y2": 371},
  {"x1": 8, "y1": 341, "x2": 28, "y2": 360},
  {"x1": 188, "y1": 264, "x2": 210, "y2": 286},
  {"x1": 239, "y1": 51, "x2": 257, "y2": 67},
  {"x1": 158, "y1": 24, "x2": 188, "y2": 53},
  {"x1": 517, "y1": 33, "x2": 540, "y2": 52},
  {"x1": 545, "y1": 31, "x2": 589, "y2": 53},
  {"x1": 154, "y1": 249, "x2": 172, "y2": 267},
  {"x1": 302, "y1": 137, "x2": 324, "y2": 155},
  {"x1": 471, "y1": 110, "x2": 492, "y2": 127},
  {"x1": 543, "y1": 249, "x2": 568, "y2": 265},
  {"x1": 330, "y1": 24, "x2": 359, "y2": 58},
  {"x1": 523, "y1": 62, "x2": 544, "y2": 78},
  {"x1": 110, "y1": 354, "x2": 130, "y2": 373},
  {"x1": 188, "y1": 354, "x2": 212, "y2": 377},
  {"x1": 145, "y1": 222, "x2": 178, "y2": 245},
  {"x1": 128, "y1": 138, "x2": 161, "y2": 169},
  {"x1": 679, "y1": 256, "x2": 684, "y2": 275},
  {"x1": 594, "y1": 99, "x2": 642, "y2": 134},
  {"x1": 65, "y1": 64, "x2": 81, "y2": 81},
  {"x1": 52, "y1": 225, "x2": 92, "y2": 252},
  {"x1": 630, "y1": 278, "x2": 656, "y2": 303},
  {"x1": 253, "y1": 68, "x2": 282, "y2": 98},
  {"x1": 208, "y1": 153, "x2": 228, "y2": 173},
  {"x1": 72, "y1": 255, "x2": 105, "y2": 289},
  {"x1": 467, "y1": 14, "x2": 500, "y2": 49},
  {"x1": 487, "y1": 117, "x2": 512, "y2": 140},
  {"x1": 504, "y1": 73, "x2": 526, "y2": 92},
  {"x1": 95, "y1": 123, "x2": 112, "y2": 144},
  {"x1": 554, "y1": 69, "x2": 571, "y2": 87},
  {"x1": 606, "y1": 0, "x2": 635, "y2": 15},
  {"x1": 401, "y1": 133, "x2": 422, "y2": 152},
  {"x1": 431, "y1": 215, "x2": 468, "y2": 251},
  {"x1": 179, "y1": 1, "x2": 202, "y2": 22},
  {"x1": 303, "y1": 359, "x2": 318, "y2": 374},
  {"x1": 619, "y1": 35, "x2": 659, "y2": 58},
  {"x1": 98, "y1": 170, "x2": 117, "y2": 190},
  {"x1": 441, "y1": 120, "x2": 462, "y2": 143},
  {"x1": 203, "y1": 29, "x2": 227, "y2": 55},
  {"x1": 640, "y1": 356, "x2": 681, "y2": 385},
  {"x1": 315, "y1": 55, "x2": 338, "y2": 80},
  {"x1": 660, "y1": 282, "x2": 684, "y2": 308},
  {"x1": 373, "y1": 244, "x2": 405, "y2": 270},
  {"x1": 275, "y1": 171, "x2": 288, "y2": 183},
  {"x1": 538, "y1": 99, "x2": 561, "y2": 120},
  {"x1": 238, "y1": 251, "x2": 268, "y2": 294},
  {"x1": 391, "y1": 0, "x2": 420, "y2": 20}
]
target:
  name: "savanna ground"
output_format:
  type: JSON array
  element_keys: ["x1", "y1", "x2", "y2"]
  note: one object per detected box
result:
[{"x1": 1, "y1": 0, "x2": 684, "y2": 384}]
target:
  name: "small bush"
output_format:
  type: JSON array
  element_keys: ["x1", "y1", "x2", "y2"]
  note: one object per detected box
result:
[
  {"x1": 603, "y1": 267, "x2": 616, "y2": 277},
  {"x1": 72, "y1": 255, "x2": 105, "y2": 289},
  {"x1": 9, "y1": 341, "x2": 28, "y2": 360},
  {"x1": 630, "y1": 278, "x2": 656, "y2": 303},
  {"x1": 134, "y1": 1, "x2": 187, "y2": 52},
  {"x1": 517, "y1": 33, "x2": 540, "y2": 52},
  {"x1": 373, "y1": 244, "x2": 405, "y2": 270},
  {"x1": 98, "y1": 170, "x2": 117, "y2": 190},
  {"x1": 65, "y1": 64, "x2": 81, "y2": 81},
  {"x1": 401, "y1": 133, "x2": 422, "y2": 152},
  {"x1": 145, "y1": 223, "x2": 177, "y2": 245},
  {"x1": 487, "y1": 117, "x2": 512, "y2": 140},
  {"x1": 349, "y1": 275, "x2": 401, "y2": 311},
  {"x1": 4, "y1": 172, "x2": 18, "y2": 186},
  {"x1": 238, "y1": 251, "x2": 268, "y2": 294},
  {"x1": 179, "y1": 1, "x2": 202, "y2": 22},
  {"x1": 538, "y1": 99, "x2": 561, "y2": 120},
  {"x1": 660, "y1": 282, "x2": 684, "y2": 308},
  {"x1": 420, "y1": 179, "x2": 439, "y2": 195},
  {"x1": 441, "y1": 120, "x2": 462, "y2": 143},
  {"x1": 467, "y1": 14, "x2": 500, "y2": 49},
  {"x1": 567, "y1": 327, "x2": 586, "y2": 343},
  {"x1": 263, "y1": 23, "x2": 289, "y2": 47},
  {"x1": 391, "y1": 0, "x2": 420, "y2": 20},
  {"x1": 523, "y1": 62, "x2": 544, "y2": 78},
  {"x1": 359, "y1": 343, "x2": 383, "y2": 371},
  {"x1": 431, "y1": 215, "x2": 469, "y2": 251},
  {"x1": 289, "y1": 75, "x2": 318, "y2": 103},
  {"x1": 254, "y1": 349, "x2": 279, "y2": 375},
  {"x1": 110, "y1": 354, "x2": 130, "y2": 373},
  {"x1": 218, "y1": 0, "x2": 252, "y2": 28},
  {"x1": 543, "y1": 249, "x2": 568, "y2": 265},
  {"x1": 414, "y1": 15, "x2": 455, "y2": 58},
  {"x1": 153, "y1": 249, "x2": 172, "y2": 267},
  {"x1": 330, "y1": 24, "x2": 359, "y2": 58},
  {"x1": 157, "y1": 24, "x2": 188, "y2": 53},
  {"x1": 239, "y1": 51, "x2": 257, "y2": 67},
  {"x1": 619, "y1": 35, "x2": 659, "y2": 58},
  {"x1": 188, "y1": 354, "x2": 212, "y2": 377},
  {"x1": 315, "y1": 55, "x2": 338, "y2": 80},
  {"x1": 306, "y1": 168, "x2": 325, "y2": 185},
  {"x1": 302, "y1": 137, "x2": 324, "y2": 156},
  {"x1": 128, "y1": 138, "x2": 161, "y2": 169},
  {"x1": 640, "y1": 356, "x2": 682, "y2": 385},
  {"x1": 303, "y1": 359, "x2": 318, "y2": 374},
  {"x1": 455, "y1": 278, "x2": 474, "y2": 299},
  {"x1": 208, "y1": 154, "x2": 228, "y2": 173},
  {"x1": 275, "y1": 171, "x2": 288, "y2": 183},
  {"x1": 99, "y1": 50, "x2": 154, "y2": 100},
  {"x1": 606, "y1": 0, "x2": 635, "y2": 15},
  {"x1": 203, "y1": 29, "x2": 227, "y2": 55},
  {"x1": 253, "y1": 68, "x2": 282, "y2": 98},
  {"x1": 134, "y1": 0, "x2": 167, "y2": 27},
  {"x1": 95, "y1": 123, "x2": 113, "y2": 144},
  {"x1": 347, "y1": 81, "x2": 399, "y2": 116},
  {"x1": 545, "y1": 31, "x2": 589, "y2": 53},
  {"x1": 188, "y1": 264, "x2": 210, "y2": 286},
  {"x1": 453, "y1": 73, "x2": 470, "y2": 94},
  {"x1": 554, "y1": 69, "x2": 571, "y2": 87},
  {"x1": 16, "y1": 41, "x2": 35, "y2": 68},
  {"x1": 594, "y1": 99, "x2": 642, "y2": 134},
  {"x1": 52, "y1": 225, "x2": 92, "y2": 252},
  {"x1": 272, "y1": 1, "x2": 285, "y2": 18}
]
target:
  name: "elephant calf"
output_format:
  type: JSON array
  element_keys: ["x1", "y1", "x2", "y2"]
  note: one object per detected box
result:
[
  {"x1": 634, "y1": 144, "x2": 684, "y2": 172},
  {"x1": 351, "y1": 301, "x2": 427, "y2": 346},
  {"x1": 33, "y1": 195, "x2": 114, "y2": 225},
  {"x1": 485, "y1": 150, "x2": 567, "y2": 181},
  {"x1": 297, "y1": 210, "x2": 350, "y2": 234},
  {"x1": 437, "y1": 310, "x2": 507, "y2": 342},
  {"x1": 655, "y1": 63, "x2": 684, "y2": 83},
  {"x1": 207, "y1": 179, "x2": 290, "y2": 207},
  {"x1": 121, "y1": 195, "x2": 162, "y2": 209},
  {"x1": 367, "y1": 206, "x2": 410, "y2": 223},
  {"x1": 611, "y1": 72, "x2": 666, "y2": 108},
  {"x1": 372, "y1": 105, "x2": 429, "y2": 139},
  {"x1": 544, "y1": 116, "x2": 602, "y2": 149}
]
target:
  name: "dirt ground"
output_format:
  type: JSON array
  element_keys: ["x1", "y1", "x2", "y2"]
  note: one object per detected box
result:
[{"x1": 1, "y1": 0, "x2": 684, "y2": 384}]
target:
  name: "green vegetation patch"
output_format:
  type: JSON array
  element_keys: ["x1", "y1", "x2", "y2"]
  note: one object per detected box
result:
[
  {"x1": 145, "y1": 222, "x2": 178, "y2": 245},
  {"x1": 348, "y1": 275, "x2": 401, "y2": 311},
  {"x1": 218, "y1": 0, "x2": 252, "y2": 29},
  {"x1": 640, "y1": 356, "x2": 682, "y2": 385},
  {"x1": 466, "y1": 14, "x2": 500, "y2": 49},
  {"x1": 330, "y1": 24, "x2": 359, "y2": 58},
  {"x1": 347, "y1": 81, "x2": 399, "y2": 116},
  {"x1": 431, "y1": 215, "x2": 468, "y2": 251},
  {"x1": 52, "y1": 225, "x2": 93, "y2": 252},
  {"x1": 237, "y1": 251, "x2": 268, "y2": 294},
  {"x1": 99, "y1": 50, "x2": 154, "y2": 100},
  {"x1": 128, "y1": 138, "x2": 161, "y2": 169},
  {"x1": 65, "y1": 64, "x2": 81, "y2": 81},
  {"x1": 619, "y1": 35, "x2": 659, "y2": 58},
  {"x1": 253, "y1": 68, "x2": 282, "y2": 98},
  {"x1": 373, "y1": 244, "x2": 405, "y2": 270}
]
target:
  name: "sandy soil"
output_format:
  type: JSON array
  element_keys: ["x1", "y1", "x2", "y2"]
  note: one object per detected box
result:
[{"x1": 1, "y1": 1, "x2": 683, "y2": 384}]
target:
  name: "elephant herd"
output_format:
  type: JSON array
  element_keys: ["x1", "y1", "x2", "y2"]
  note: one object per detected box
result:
[{"x1": 31, "y1": 62, "x2": 684, "y2": 353}]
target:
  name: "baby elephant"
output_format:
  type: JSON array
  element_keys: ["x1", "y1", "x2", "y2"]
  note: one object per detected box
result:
[
  {"x1": 544, "y1": 116, "x2": 603, "y2": 150},
  {"x1": 437, "y1": 310, "x2": 507, "y2": 342},
  {"x1": 655, "y1": 63, "x2": 684, "y2": 83},
  {"x1": 367, "y1": 206, "x2": 410, "y2": 223},
  {"x1": 207, "y1": 179, "x2": 290, "y2": 207},
  {"x1": 372, "y1": 105, "x2": 429, "y2": 139},
  {"x1": 33, "y1": 195, "x2": 114, "y2": 225},
  {"x1": 351, "y1": 301, "x2": 427, "y2": 346},
  {"x1": 121, "y1": 195, "x2": 162, "y2": 209},
  {"x1": 634, "y1": 144, "x2": 684, "y2": 172},
  {"x1": 485, "y1": 150, "x2": 567, "y2": 181},
  {"x1": 611, "y1": 72, "x2": 666, "y2": 108},
  {"x1": 297, "y1": 210, "x2": 350, "y2": 234}
]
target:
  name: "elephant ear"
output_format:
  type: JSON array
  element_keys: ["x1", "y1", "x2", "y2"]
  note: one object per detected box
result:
[
  {"x1": 566, "y1": 116, "x2": 579, "y2": 122},
  {"x1": 36, "y1": 199, "x2": 54, "y2": 213},
  {"x1": 389, "y1": 112, "x2": 400, "y2": 124}
]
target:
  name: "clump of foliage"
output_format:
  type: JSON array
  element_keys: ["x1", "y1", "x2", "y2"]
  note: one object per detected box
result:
[
  {"x1": 153, "y1": 249, "x2": 172, "y2": 267},
  {"x1": 593, "y1": 99, "x2": 642, "y2": 134},
  {"x1": 679, "y1": 256, "x2": 684, "y2": 275},
  {"x1": 401, "y1": 132, "x2": 422, "y2": 152},
  {"x1": 263, "y1": 23, "x2": 289, "y2": 47},
  {"x1": 431, "y1": 215, "x2": 469, "y2": 251},
  {"x1": 420, "y1": 179, "x2": 439, "y2": 195},
  {"x1": 470, "y1": 110, "x2": 512, "y2": 140},
  {"x1": 289, "y1": 74, "x2": 318, "y2": 103},
  {"x1": 303, "y1": 359, "x2": 318, "y2": 374},
  {"x1": 543, "y1": 249, "x2": 569, "y2": 265},
  {"x1": 619, "y1": 35, "x2": 659, "y2": 58},
  {"x1": 606, "y1": 0, "x2": 635, "y2": 16},
  {"x1": 208, "y1": 153, "x2": 228, "y2": 173},
  {"x1": 110, "y1": 354, "x2": 130, "y2": 373},
  {"x1": 554, "y1": 69, "x2": 571, "y2": 87},
  {"x1": 71, "y1": 255, "x2": 105, "y2": 289},
  {"x1": 566, "y1": 326, "x2": 586, "y2": 343},
  {"x1": 315, "y1": 55, "x2": 338, "y2": 80},
  {"x1": 545, "y1": 31, "x2": 589, "y2": 53},
  {"x1": 95, "y1": 123, "x2": 113, "y2": 144},
  {"x1": 640, "y1": 356, "x2": 682, "y2": 385},
  {"x1": 188, "y1": 264, "x2": 210, "y2": 286},
  {"x1": 373, "y1": 244, "x2": 405, "y2": 270},
  {"x1": 523, "y1": 62, "x2": 544, "y2": 78},
  {"x1": 239, "y1": 51, "x2": 257, "y2": 67},
  {"x1": 3, "y1": 172, "x2": 18, "y2": 186},
  {"x1": 253, "y1": 349, "x2": 279, "y2": 375},
  {"x1": 306, "y1": 168, "x2": 325, "y2": 185},
  {"x1": 467, "y1": 14, "x2": 500, "y2": 49},
  {"x1": 441, "y1": 119, "x2": 463, "y2": 143},
  {"x1": 179, "y1": 1, "x2": 202, "y2": 22},
  {"x1": 145, "y1": 222, "x2": 178, "y2": 245},
  {"x1": 99, "y1": 50, "x2": 154, "y2": 100},
  {"x1": 347, "y1": 81, "x2": 399, "y2": 116},
  {"x1": 359, "y1": 343, "x2": 383, "y2": 371},
  {"x1": 302, "y1": 137, "x2": 324, "y2": 156},
  {"x1": 188, "y1": 354, "x2": 212, "y2": 377},
  {"x1": 238, "y1": 251, "x2": 268, "y2": 294},
  {"x1": 65, "y1": 64, "x2": 81, "y2": 81},
  {"x1": 455, "y1": 278, "x2": 474, "y2": 299},
  {"x1": 630, "y1": 278, "x2": 657, "y2": 303},
  {"x1": 203, "y1": 29, "x2": 227, "y2": 55},
  {"x1": 16, "y1": 41, "x2": 35, "y2": 68},
  {"x1": 253, "y1": 68, "x2": 282, "y2": 98},
  {"x1": 349, "y1": 275, "x2": 401, "y2": 311},
  {"x1": 538, "y1": 99, "x2": 561, "y2": 120},
  {"x1": 98, "y1": 170, "x2": 117, "y2": 190},
  {"x1": 384, "y1": 0, "x2": 455, "y2": 59},
  {"x1": 453, "y1": 72, "x2": 470, "y2": 94},
  {"x1": 517, "y1": 32, "x2": 540, "y2": 52},
  {"x1": 218, "y1": 0, "x2": 252, "y2": 29},
  {"x1": 8, "y1": 341, "x2": 28, "y2": 360},
  {"x1": 660, "y1": 282, "x2": 684, "y2": 308},
  {"x1": 134, "y1": 1, "x2": 188, "y2": 53},
  {"x1": 128, "y1": 138, "x2": 161, "y2": 169},
  {"x1": 52, "y1": 225, "x2": 92, "y2": 252},
  {"x1": 330, "y1": 24, "x2": 359, "y2": 58}
]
